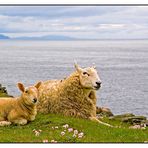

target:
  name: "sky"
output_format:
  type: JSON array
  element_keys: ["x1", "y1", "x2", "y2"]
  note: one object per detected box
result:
[{"x1": 0, "y1": 6, "x2": 148, "y2": 39}]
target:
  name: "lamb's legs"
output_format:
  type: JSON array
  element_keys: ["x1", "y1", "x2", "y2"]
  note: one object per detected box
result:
[
  {"x1": 0, "y1": 117, "x2": 12, "y2": 126},
  {"x1": 7, "y1": 110, "x2": 28, "y2": 125},
  {"x1": 89, "y1": 117, "x2": 113, "y2": 127},
  {"x1": 12, "y1": 118, "x2": 27, "y2": 125},
  {"x1": 0, "y1": 121, "x2": 12, "y2": 126}
]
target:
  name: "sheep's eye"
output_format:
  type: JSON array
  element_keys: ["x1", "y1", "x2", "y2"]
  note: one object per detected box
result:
[{"x1": 83, "y1": 72, "x2": 89, "y2": 76}]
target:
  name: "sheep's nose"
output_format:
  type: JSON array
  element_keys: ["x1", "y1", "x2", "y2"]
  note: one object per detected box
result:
[
  {"x1": 33, "y1": 98, "x2": 37, "y2": 103},
  {"x1": 96, "y1": 81, "x2": 101, "y2": 87}
]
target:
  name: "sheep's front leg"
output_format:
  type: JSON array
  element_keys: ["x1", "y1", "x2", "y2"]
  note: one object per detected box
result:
[
  {"x1": 0, "y1": 121, "x2": 12, "y2": 126},
  {"x1": 89, "y1": 117, "x2": 113, "y2": 127}
]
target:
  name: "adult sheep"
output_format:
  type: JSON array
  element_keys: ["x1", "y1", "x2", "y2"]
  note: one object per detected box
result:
[{"x1": 38, "y1": 64, "x2": 112, "y2": 127}]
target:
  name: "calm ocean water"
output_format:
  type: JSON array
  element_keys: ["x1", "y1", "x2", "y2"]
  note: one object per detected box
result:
[{"x1": 0, "y1": 40, "x2": 148, "y2": 116}]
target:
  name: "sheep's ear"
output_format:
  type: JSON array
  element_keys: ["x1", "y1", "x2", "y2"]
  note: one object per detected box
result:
[
  {"x1": 93, "y1": 66, "x2": 96, "y2": 69},
  {"x1": 74, "y1": 63, "x2": 83, "y2": 73},
  {"x1": 92, "y1": 63, "x2": 96, "y2": 69},
  {"x1": 34, "y1": 81, "x2": 42, "y2": 89},
  {"x1": 17, "y1": 83, "x2": 25, "y2": 92}
]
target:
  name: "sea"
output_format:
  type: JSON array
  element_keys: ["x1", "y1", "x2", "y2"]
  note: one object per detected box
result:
[{"x1": 0, "y1": 40, "x2": 148, "y2": 116}]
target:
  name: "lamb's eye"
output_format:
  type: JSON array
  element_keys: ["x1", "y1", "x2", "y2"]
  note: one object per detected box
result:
[
  {"x1": 83, "y1": 72, "x2": 89, "y2": 76},
  {"x1": 25, "y1": 90, "x2": 28, "y2": 93}
]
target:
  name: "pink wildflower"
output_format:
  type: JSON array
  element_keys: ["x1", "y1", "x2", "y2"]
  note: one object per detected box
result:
[
  {"x1": 43, "y1": 139, "x2": 48, "y2": 143},
  {"x1": 68, "y1": 128, "x2": 73, "y2": 132},
  {"x1": 129, "y1": 125, "x2": 141, "y2": 129}
]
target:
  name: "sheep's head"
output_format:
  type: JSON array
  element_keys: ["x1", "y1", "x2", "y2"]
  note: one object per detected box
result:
[
  {"x1": 74, "y1": 63, "x2": 101, "y2": 90},
  {"x1": 17, "y1": 82, "x2": 42, "y2": 106}
]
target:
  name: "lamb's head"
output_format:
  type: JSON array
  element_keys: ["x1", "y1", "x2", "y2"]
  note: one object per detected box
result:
[
  {"x1": 17, "y1": 82, "x2": 42, "y2": 105},
  {"x1": 75, "y1": 63, "x2": 101, "y2": 90}
]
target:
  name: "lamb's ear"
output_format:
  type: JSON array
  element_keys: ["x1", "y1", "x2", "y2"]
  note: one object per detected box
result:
[
  {"x1": 17, "y1": 83, "x2": 25, "y2": 92},
  {"x1": 74, "y1": 63, "x2": 83, "y2": 73},
  {"x1": 34, "y1": 81, "x2": 42, "y2": 89}
]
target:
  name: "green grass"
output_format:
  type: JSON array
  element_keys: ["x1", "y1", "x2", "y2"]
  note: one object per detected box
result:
[
  {"x1": 0, "y1": 93, "x2": 10, "y2": 97},
  {"x1": 0, "y1": 113, "x2": 148, "y2": 143}
]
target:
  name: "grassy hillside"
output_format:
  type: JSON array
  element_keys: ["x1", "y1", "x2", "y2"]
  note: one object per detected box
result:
[
  {"x1": 0, "y1": 93, "x2": 10, "y2": 97},
  {"x1": 0, "y1": 84, "x2": 10, "y2": 97},
  {"x1": 0, "y1": 113, "x2": 147, "y2": 143}
]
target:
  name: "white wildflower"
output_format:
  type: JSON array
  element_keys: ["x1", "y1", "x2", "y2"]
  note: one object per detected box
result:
[
  {"x1": 51, "y1": 126, "x2": 54, "y2": 129},
  {"x1": 63, "y1": 124, "x2": 69, "y2": 128},
  {"x1": 78, "y1": 132, "x2": 84, "y2": 138},
  {"x1": 74, "y1": 130, "x2": 78, "y2": 135},
  {"x1": 35, "y1": 131, "x2": 40, "y2": 136},
  {"x1": 72, "y1": 134, "x2": 77, "y2": 138},
  {"x1": 61, "y1": 131, "x2": 65, "y2": 136},
  {"x1": 32, "y1": 129, "x2": 36, "y2": 132},
  {"x1": 51, "y1": 140, "x2": 57, "y2": 143}
]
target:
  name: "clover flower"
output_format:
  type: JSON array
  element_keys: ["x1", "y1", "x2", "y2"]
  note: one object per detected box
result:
[
  {"x1": 78, "y1": 132, "x2": 84, "y2": 138},
  {"x1": 72, "y1": 134, "x2": 77, "y2": 138},
  {"x1": 35, "y1": 131, "x2": 40, "y2": 136},
  {"x1": 129, "y1": 125, "x2": 141, "y2": 129},
  {"x1": 68, "y1": 128, "x2": 73, "y2": 132},
  {"x1": 32, "y1": 129, "x2": 42, "y2": 136},
  {"x1": 63, "y1": 124, "x2": 69, "y2": 128},
  {"x1": 74, "y1": 130, "x2": 78, "y2": 135},
  {"x1": 51, "y1": 140, "x2": 57, "y2": 143},
  {"x1": 61, "y1": 131, "x2": 65, "y2": 136},
  {"x1": 43, "y1": 139, "x2": 48, "y2": 143}
]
